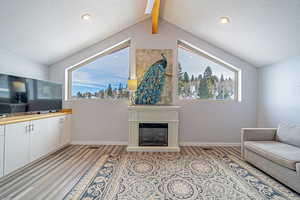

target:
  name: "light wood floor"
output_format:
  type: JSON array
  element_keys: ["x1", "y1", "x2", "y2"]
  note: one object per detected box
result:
[{"x1": 0, "y1": 145, "x2": 241, "y2": 200}]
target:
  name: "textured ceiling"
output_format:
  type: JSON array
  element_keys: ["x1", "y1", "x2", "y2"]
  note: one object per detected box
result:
[{"x1": 0, "y1": 0, "x2": 299, "y2": 67}]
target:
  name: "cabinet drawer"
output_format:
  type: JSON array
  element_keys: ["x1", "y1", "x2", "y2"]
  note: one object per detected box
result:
[{"x1": 0, "y1": 126, "x2": 4, "y2": 136}]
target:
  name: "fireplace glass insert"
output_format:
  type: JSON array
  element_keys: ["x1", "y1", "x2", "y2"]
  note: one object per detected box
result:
[{"x1": 139, "y1": 123, "x2": 168, "y2": 146}]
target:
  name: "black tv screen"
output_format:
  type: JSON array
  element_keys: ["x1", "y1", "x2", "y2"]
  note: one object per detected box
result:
[{"x1": 0, "y1": 74, "x2": 62, "y2": 115}]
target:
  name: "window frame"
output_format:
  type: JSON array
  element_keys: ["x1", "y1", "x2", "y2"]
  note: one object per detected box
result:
[
  {"x1": 177, "y1": 40, "x2": 242, "y2": 102},
  {"x1": 65, "y1": 39, "x2": 131, "y2": 101}
]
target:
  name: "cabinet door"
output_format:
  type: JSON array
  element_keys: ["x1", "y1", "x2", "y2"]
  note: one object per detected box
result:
[
  {"x1": 30, "y1": 118, "x2": 50, "y2": 162},
  {"x1": 0, "y1": 135, "x2": 4, "y2": 177},
  {"x1": 60, "y1": 115, "x2": 71, "y2": 147},
  {"x1": 5, "y1": 121, "x2": 30, "y2": 175},
  {"x1": 30, "y1": 117, "x2": 61, "y2": 162},
  {"x1": 46, "y1": 116, "x2": 61, "y2": 152},
  {"x1": 0, "y1": 126, "x2": 4, "y2": 177}
]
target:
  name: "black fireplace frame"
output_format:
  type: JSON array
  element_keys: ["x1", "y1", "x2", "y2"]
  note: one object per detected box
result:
[{"x1": 139, "y1": 123, "x2": 168, "y2": 146}]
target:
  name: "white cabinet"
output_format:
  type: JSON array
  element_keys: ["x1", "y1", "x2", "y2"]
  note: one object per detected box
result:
[
  {"x1": 30, "y1": 119, "x2": 47, "y2": 161},
  {"x1": 5, "y1": 121, "x2": 31, "y2": 175},
  {"x1": 60, "y1": 115, "x2": 71, "y2": 147},
  {"x1": 3, "y1": 114, "x2": 72, "y2": 176},
  {"x1": 29, "y1": 118, "x2": 58, "y2": 162},
  {"x1": 45, "y1": 116, "x2": 61, "y2": 152},
  {"x1": 0, "y1": 125, "x2": 5, "y2": 177},
  {"x1": 30, "y1": 116, "x2": 62, "y2": 162}
]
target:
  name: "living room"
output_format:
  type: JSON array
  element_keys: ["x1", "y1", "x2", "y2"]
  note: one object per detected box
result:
[{"x1": 0, "y1": 0, "x2": 299, "y2": 199}]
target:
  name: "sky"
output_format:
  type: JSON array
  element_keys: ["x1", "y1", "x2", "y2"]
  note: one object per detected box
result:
[
  {"x1": 178, "y1": 47, "x2": 235, "y2": 80},
  {"x1": 72, "y1": 47, "x2": 129, "y2": 95}
]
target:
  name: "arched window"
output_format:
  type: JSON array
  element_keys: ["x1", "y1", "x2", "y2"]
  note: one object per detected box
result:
[
  {"x1": 177, "y1": 40, "x2": 241, "y2": 101},
  {"x1": 67, "y1": 40, "x2": 130, "y2": 100}
]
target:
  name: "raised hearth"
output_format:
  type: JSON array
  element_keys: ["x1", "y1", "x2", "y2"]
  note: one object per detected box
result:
[{"x1": 127, "y1": 105, "x2": 180, "y2": 152}]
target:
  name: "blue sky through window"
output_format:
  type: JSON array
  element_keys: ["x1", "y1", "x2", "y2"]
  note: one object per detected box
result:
[{"x1": 72, "y1": 47, "x2": 129, "y2": 96}]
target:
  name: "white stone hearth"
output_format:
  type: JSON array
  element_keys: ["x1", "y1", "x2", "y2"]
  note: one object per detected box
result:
[{"x1": 127, "y1": 105, "x2": 180, "y2": 152}]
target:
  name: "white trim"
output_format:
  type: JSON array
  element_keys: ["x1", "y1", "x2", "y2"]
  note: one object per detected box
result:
[
  {"x1": 127, "y1": 146, "x2": 180, "y2": 152},
  {"x1": 178, "y1": 40, "x2": 240, "y2": 71},
  {"x1": 71, "y1": 140, "x2": 241, "y2": 147},
  {"x1": 179, "y1": 142, "x2": 241, "y2": 147},
  {"x1": 71, "y1": 140, "x2": 128, "y2": 145}
]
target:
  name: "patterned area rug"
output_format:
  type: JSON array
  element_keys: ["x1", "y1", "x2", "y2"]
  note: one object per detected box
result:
[{"x1": 64, "y1": 152, "x2": 300, "y2": 200}]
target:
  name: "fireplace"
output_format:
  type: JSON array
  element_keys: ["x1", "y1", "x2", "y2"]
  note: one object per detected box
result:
[
  {"x1": 139, "y1": 123, "x2": 168, "y2": 146},
  {"x1": 127, "y1": 105, "x2": 180, "y2": 152}
]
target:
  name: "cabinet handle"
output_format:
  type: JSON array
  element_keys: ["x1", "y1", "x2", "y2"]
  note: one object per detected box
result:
[
  {"x1": 31, "y1": 124, "x2": 34, "y2": 131},
  {"x1": 26, "y1": 125, "x2": 30, "y2": 133}
]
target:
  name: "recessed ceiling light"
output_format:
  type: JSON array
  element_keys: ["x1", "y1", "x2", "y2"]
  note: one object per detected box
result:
[
  {"x1": 220, "y1": 17, "x2": 230, "y2": 24},
  {"x1": 81, "y1": 13, "x2": 91, "y2": 21}
]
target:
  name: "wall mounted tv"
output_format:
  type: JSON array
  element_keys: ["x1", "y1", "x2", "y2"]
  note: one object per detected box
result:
[{"x1": 0, "y1": 74, "x2": 62, "y2": 115}]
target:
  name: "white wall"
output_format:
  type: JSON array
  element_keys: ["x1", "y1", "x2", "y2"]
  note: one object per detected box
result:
[
  {"x1": 0, "y1": 48, "x2": 48, "y2": 80},
  {"x1": 257, "y1": 56, "x2": 300, "y2": 127},
  {"x1": 49, "y1": 19, "x2": 257, "y2": 144}
]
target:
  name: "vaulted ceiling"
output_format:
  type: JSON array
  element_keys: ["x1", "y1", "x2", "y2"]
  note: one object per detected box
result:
[{"x1": 0, "y1": 0, "x2": 299, "y2": 67}]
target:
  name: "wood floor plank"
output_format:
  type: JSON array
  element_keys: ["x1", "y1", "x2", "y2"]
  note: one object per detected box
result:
[
  {"x1": 2, "y1": 146, "x2": 89, "y2": 199},
  {"x1": 0, "y1": 145, "x2": 76, "y2": 187},
  {"x1": 0, "y1": 145, "x2": 82, "y2": 194}
]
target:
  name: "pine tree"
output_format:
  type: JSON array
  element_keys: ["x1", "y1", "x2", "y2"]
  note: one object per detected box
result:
[
  {"x1": 118, "y1": 83, "x2": 123, "y2": 90},
  {"x1": 203, "y1": 66, "x2": 212, "y2": 78},
  {"x1": 177, "y1": 63, "x2": 185, "y2": 96},
  {"x1": 198, "y1": 66, "x2": 215, "y2": 99},
  {"x1": 198, "y1": 74, "x2": 203, "y2": 80},
  {"x1": 76, "y1": 92, "x2": 82, "y2": 98},
  {"x1": 216, "y1": 74, "x2": 225, "y2": 100},
  {"x1": 183, "y1": 72, "x2": 189, "y2": 83},
  {"x1": 182, "y1": 72, "x2": 191, "y2": 96},
  {"x1": 220, "y1": 74, "x2": 224, "y2": 82},
  {"x1": 107, "y1": 84, "x2": 113, "y2": 97},
  {"x1": 198, "y1": 79, "x2": 209, "y2": 98}
]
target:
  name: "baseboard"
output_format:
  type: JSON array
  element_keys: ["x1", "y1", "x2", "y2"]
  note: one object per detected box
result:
[
  {"x1": 179, "y1": 142, "x2": 241, "y2": 146},
  {"x1": 71, "y1": 140, "x2": 240, "y2": 146},
  {"x1": 71, "y1": 140, "x2": 128, "y2": 145},
  {"x1": 127, "y1": 146, "x2": 180, "y2": 152}
]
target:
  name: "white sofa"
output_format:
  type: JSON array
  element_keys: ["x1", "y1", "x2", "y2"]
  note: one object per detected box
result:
[{"x1": 241, "y1": 127, "x2": 300, "y2": 193}]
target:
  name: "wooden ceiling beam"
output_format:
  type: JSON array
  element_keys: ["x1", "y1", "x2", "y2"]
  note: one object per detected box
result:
[{"x1": 151, "y1": 0, "x2": 160, "y2": 34}]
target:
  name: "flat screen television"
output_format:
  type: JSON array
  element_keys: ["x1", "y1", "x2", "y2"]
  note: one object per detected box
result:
[{"x1": 0, "y1": 74, "x2": 62, "y2": 115}]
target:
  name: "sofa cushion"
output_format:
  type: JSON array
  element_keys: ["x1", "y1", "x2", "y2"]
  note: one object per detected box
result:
[
  {"x1": 276, "y1": 124, "x2": 300, "y2": 148},
  {"x1": 244, "y1": 141, "x2": 300, "y2": 170}
]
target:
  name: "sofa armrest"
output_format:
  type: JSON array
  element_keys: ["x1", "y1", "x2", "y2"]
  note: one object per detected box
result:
[
  {"x1": 241, "y1": 128, "x2": 277, "y2": 142},
  {"x1": 241, "y1": 128, "x2": 277, "y2": 159}
]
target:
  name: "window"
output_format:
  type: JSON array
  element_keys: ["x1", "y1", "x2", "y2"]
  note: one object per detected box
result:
[
  {"x1": 67, "y1": 41, "x2": 130, "y2": 100},
  {"x1": 177, "y1": 41, "x2": 240, "y2": 101},
  {"x1": 0, "y1": 75, "x2": 9, "y2": 98}
]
